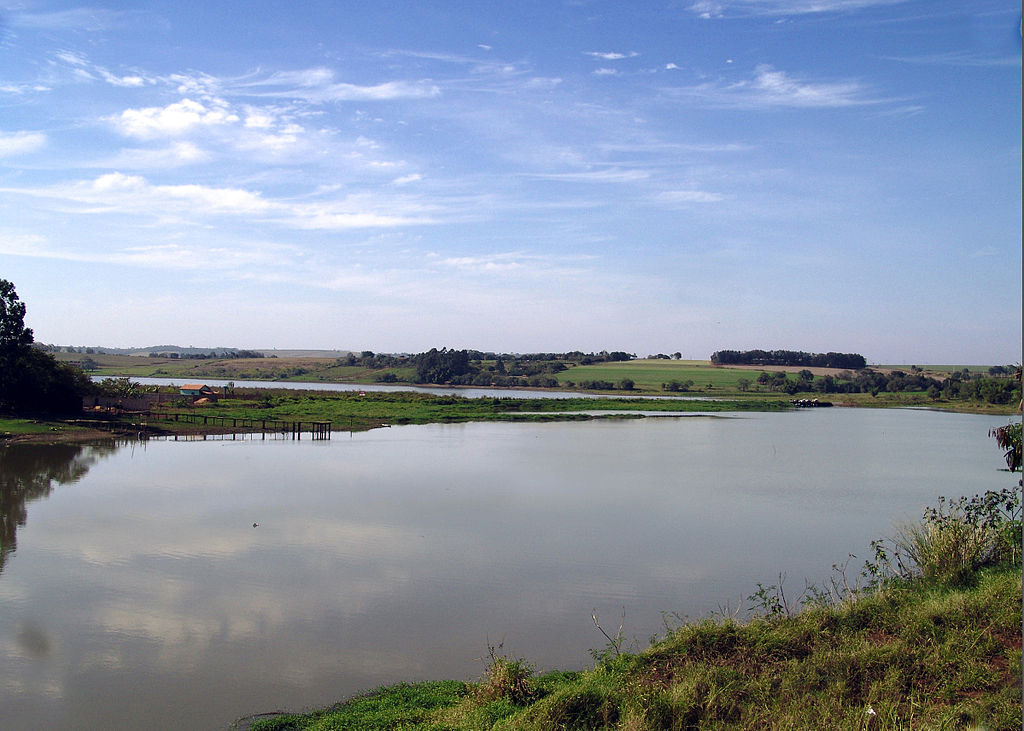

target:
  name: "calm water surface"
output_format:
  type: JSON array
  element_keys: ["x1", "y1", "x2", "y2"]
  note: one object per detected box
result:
[{"x1": 0, "y1": 409, "x2": 1015, "y2": 729}]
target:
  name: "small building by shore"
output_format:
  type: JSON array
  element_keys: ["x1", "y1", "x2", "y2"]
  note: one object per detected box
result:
[{"x1": 180, "y1": 384, "x2": 219, "y2": 402}]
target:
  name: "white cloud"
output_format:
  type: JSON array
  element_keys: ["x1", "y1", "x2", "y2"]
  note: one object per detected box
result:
[
  {"x1": 112, "y1": 99, "x2": 240, "y2": 139},
  {"x1": 584, "y1": 51, "x2": 639, "y2": 61},
  {"x1": 0, "y1": 131, "x2": 46, "y2": 157},
  {"x1": 441, "y1": 254, "x2": 524, "y2": 273},
  {"x1": 393, "y1": 174, "x2": 423, "y2": 185},
  {"x1": 98, "y1": 70, "x2": 147, "y2": 87},
  {"x1": 593, "y1": 68, "x2": 619, "y2": 76}
]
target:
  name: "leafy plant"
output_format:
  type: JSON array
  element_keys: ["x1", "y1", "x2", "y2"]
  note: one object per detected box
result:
[{"x1": 865, "y1": 486, "x2": 1022, "y2": 587}]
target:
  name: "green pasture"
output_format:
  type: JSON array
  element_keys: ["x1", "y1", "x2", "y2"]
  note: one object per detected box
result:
[{"x1": 558, "y1": 359, "x2": 758, "y2": 392}]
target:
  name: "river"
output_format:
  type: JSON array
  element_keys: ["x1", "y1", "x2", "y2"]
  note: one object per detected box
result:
[{"x1": 0, "y1": 408, "x2": 1016, "y2": 729}]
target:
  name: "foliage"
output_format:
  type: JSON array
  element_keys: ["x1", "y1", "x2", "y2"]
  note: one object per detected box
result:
[
  {"x1": 990, "y1": 421, "x2": 1022, "y2": 472},
  {"x1": 96, "y1": 377, "x2": 145, "y2": 398},
  {"x1": 865, "y1": 477, "x2": 1021, "y2": 587},
  {"x1": 711, "y1": 349, "x2": 867, "y2": 369},
  {"x1": 662, "y1": 378, "x2": 694, "y2": 392},
  {"x1": 0, "y1": 280, "x2": 92, "y2": 415},
  {"x1": 0, "y1": 279, "x2": 33, "y2": 353}
]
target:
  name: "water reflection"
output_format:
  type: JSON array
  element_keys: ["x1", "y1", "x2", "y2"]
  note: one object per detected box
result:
[{"x1": 0, "y1": 442, "x2": 119, "y2": 575}]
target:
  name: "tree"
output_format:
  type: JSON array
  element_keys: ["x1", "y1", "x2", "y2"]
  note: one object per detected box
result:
[
  {"x1": 0, "y1": 280, "x2": 33, "y2": 356},
  {"x1": 0, "y1": 280, "x2": 91, "y2": 415}
]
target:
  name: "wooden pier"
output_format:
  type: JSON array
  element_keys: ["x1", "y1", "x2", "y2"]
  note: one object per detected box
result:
[{"x1": 143, "y1": 412, "x2": 332, "y2": 439}]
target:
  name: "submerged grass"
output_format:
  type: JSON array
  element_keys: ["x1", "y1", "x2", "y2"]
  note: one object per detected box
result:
[{"x1": 246, "y1": 484, "x2": 1023, "y2": 731}]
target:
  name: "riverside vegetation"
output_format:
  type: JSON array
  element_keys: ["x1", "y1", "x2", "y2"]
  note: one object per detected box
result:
[{"x1": 239, "y1": 426, "x2": 1023, "y2": 731}]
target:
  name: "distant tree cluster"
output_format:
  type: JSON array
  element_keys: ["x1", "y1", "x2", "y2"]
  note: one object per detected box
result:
[
  {"x1": 752, "y1": 366, "x2": 1020, "y2": 404},
  {"x1": 343, "y1": 348, "x2": 636, "y2": 387},
  {"x1": 148, "y1": 349, "x2": 265, "y2": 360},
  {"x1": 711, "y1": 349, "x2": 867, "y2": 370},
  {"x1": 1, "y1": 280, "x2": 91, "y2": 414}
]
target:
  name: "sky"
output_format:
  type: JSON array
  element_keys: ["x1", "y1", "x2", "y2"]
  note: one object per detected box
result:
[{"x1": 0, "y1": 1, "x2": 1020, "y2": 363}]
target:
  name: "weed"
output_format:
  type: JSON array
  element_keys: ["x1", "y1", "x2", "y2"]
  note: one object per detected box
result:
[{"x1": 476, "y1": 641, "x2": 535, "y2": 706}]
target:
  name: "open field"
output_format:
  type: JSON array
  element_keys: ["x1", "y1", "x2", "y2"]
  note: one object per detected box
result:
[{"x1": 558, "y1": 360, "x2": 765, "y2": 391}]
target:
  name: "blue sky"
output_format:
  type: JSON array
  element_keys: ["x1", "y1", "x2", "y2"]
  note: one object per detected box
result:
[{"x1": 0, "y1": 0, "x2": 1020, "y2": 363}]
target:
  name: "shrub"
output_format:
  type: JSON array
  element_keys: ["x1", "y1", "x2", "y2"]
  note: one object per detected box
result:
[{"x1": 867, "y1": 486, "x2": 1022, "y2": 586}]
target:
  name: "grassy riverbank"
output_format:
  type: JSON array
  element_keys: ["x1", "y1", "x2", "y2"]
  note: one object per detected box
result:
[
  {"x1": 241, "y1": 489, "x2": 1022, "y2": 731},
  {"x1": 2, "y1": 391, "x2": 791, "y2": 443},
  {"x1": 180, "y1": 390, "x2": 786, "y2": 427}
]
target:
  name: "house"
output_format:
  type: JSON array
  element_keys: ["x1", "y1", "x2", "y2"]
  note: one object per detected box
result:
[{"x1": 179, "y1": 384, "x2": 219, "y2": 401}]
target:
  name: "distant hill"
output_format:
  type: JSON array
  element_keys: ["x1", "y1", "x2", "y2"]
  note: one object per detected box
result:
[{"x1": 45, "y1": 345, "x2": 354, "y2": 358}]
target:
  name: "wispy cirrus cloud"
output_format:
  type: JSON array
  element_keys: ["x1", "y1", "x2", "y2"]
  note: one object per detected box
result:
[
  {"x1": 54, "y1": 51, "x2": 150, "y2": 87},
  {"x1": 654, "y1": 189, "x2": 727, "y2": 204},
  {"x1": 9, "y1": 7, "x2": 139, "y2": 32},
  {"x1": 234, "y1": 68, "x2": 441, "y2": 102},
  {"x1": 669, "y1": 64, "x2": 885, "y2": 109},
  {"x1": 880, "y1": 51, "x2": 1022, "y2": 68},
  {"x1": 0, "y1": 234, "x2": 304, "y2": 273},
  {"x1": 688, "y1": 0, "x2": 909, "y2": 19},
  {"x1": 523, "y1": 167, "x2": 650, "y2": 183},
  {"x1": 0, "y1": 173, "x2": 440, "y2": 230}
]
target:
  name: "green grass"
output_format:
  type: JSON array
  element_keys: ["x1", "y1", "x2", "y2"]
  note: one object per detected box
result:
[
  {"x1": 147, "y1": 390, "x2": 787, "y2": 433},
  {"x1": 0, "y1": 417, "x2": 93, "y2": 437},
  {"x1": 558, "y1": 360, "x2": 750, "y2": 392}
]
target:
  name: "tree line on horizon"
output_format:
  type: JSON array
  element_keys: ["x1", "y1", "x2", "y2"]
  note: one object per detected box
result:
[
  {"x1": 710, "y1": 349, "x2": 868, "y2": 370},
  {"x1": 749, "y1": 366, "x2": 1021, "y2": 404}
]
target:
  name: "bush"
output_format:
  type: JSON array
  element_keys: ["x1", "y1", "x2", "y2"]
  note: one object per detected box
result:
[{"x1": 868, "y1": 486, "x2": 1022, "y2": 586}]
